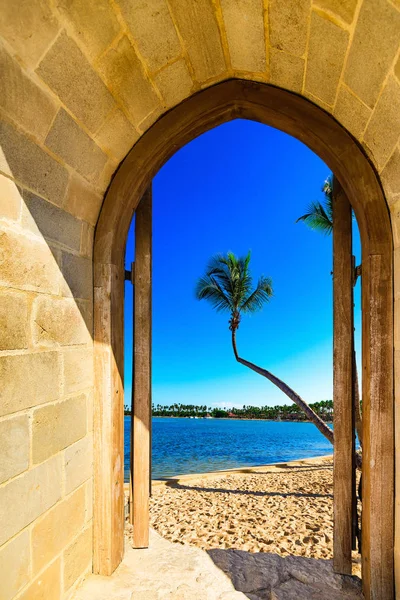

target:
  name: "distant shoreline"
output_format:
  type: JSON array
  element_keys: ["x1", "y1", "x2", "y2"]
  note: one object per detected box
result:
[{"x1": 124, "y1": 413, "x2": 333, "y2": 424}]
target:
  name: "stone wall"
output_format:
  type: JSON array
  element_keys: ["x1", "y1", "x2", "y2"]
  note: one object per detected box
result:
[{"x1": 0, "y1": 1, "x2": 399, "y2": 599}]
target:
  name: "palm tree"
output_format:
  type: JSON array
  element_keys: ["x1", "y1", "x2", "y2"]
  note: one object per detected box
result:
[
  {"x1": 297, "y1": 175, "x2": 363, "y2": 446},
  {"x1": 196, "y1": 251, "x2": 334, "y2": 444}
]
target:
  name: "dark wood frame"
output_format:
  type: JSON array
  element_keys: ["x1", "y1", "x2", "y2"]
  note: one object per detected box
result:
[{"x1": 93, "y1": 79, "x2": 394, "y2": 600}]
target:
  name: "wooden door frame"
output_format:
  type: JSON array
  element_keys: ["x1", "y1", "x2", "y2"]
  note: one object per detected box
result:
[{"x1": 93, "y1": 79, "x2": 394, "y2": 599}]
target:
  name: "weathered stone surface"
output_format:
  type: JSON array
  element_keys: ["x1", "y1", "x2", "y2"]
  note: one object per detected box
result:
[
  {"x1": 269, "y1": 0, "x2": 310, "y2": 56},
  {"x1": 382, "y1": 147, "x2": 400, "y2": 197},
  {"x1": 0, "y1": 351, "x2": 61, "y2": 417},
  {"x1": 56, "y1": 0, "x2": 120, "y2": 60},
  {"x1": 0, "y1": 174, "x2": 22, "y2": 221},
  {"x1": 98, "y1": 36, "x2": 159, "y2": 127},
  {"x1": 37, "y1": 32, "x2": 115, "y2": 133},
  {"x1": 0, "y1": 455, "x2": 62, "y2": 546},
  {"x1": 391, "y1": 197, "x2": 400, "y2": 249},
  {"x1": 364, "y1": 76, "x2": 400, "y2": 169},
  {"x1": 396, "y1": 56, "x2": 400, "y2": 82},
  {"x1": 0, "y1": 290, "x2": 29, "y2": 350},
  {"x1": 61, "y1": 252, "x2": 92, "y2": 299},
  {"x1": 0, "y1": 120, "x2": 69, "y2": 204},
  {"x1": 63, "y1": 526, "x2": 92, "y2": 591},
  {"x1": 32, "y1": 395, "x2": 87, "y2": 464},
  {"x1": 17, "y1": 557, "x2": 61, "y2": 600},
  {"x1": 46, "y1": 109, "x2": 108, "y2": 184},
  {"x1": 334, "y1": 85, "x2": 371, "y2": 140},
  {"x1": 118, "y1": 0, "x2": 181, "y2": 72},
  {"x1": 32, "y1": 296, "x2": 91, "y2": 347},
  {"x1": 0, "y1": 414, "x2": 29, "y2": 484},
  {"x1": 155, "y1": 59, "x2": 194, "y2": 108},
  {"x1": 84, "y1": 478, "x2": 93, "y2": 522},
  {"x1": 313, "y1": 0, "x2": 357, "y2": 24},
  {"x1": 64, "y1": 434, "x2": 93, "y2": 495},
  {"x1": 270, "y1": 49, "x2": 304, "y2": 93},
  {"x1": 220, "y1": 0, "x2": 266, "y2": 72},
  {"x1": 344, "y1": 0, "x2": 400, "y2": 107},
  {"x1": 63, "y1": 348, "x2": 93, "y2": 394},
  {"x1": 0, "y1": 530, "x2": 30, "y2": 600},
  {"x1": 80, "y1": 222, "x2": 94, "y2": 258},
  {"x1": 0, "y1": 228, "x2": 60, "y2": 294},
  {"x1": 305, "y1": 12, "x2": 349, "y2": 106},
  {"x1": 168, "y1": 0, "x2": 226, "y2": 81},
  {"x1": 94, "y1": 109, "x2": 139, "y2": 162},
  {"x1": 0, "y1": 0, "x2": 60, "y2": 67},
  {"x1": 63, "y1": 175, "x2": 103, "y2": 226},
  {"x1": 0, "y1": 46, "x2": 57, "y2": 142},
  {"x1": 22, "y1": 191, "x2": 82, "y2": 251},
  {"x1": 32, "y1": 486, "x2": 86, "y2": 573}
]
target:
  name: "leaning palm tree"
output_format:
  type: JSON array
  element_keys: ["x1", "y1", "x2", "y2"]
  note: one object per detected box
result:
[
  {"x1": 296, "y1": 175, "x2": 363, "y2": 446},
  {"x1": 195, "y1": 251, "x2": 334, "y2": 444}
]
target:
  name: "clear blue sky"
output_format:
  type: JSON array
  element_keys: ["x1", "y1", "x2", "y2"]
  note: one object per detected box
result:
[{"x1": 124, "y1": 119, "x2": 361, "y2": 409}]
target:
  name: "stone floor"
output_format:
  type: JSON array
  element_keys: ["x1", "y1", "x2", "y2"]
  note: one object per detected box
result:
[{"x1": 73, "y1": 529, "x2": 364, "y2": 600}]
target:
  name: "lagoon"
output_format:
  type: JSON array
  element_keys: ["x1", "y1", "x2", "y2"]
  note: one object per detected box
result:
[{"x1": 124, "y1": 416, "x2": 333, "y2": 481}]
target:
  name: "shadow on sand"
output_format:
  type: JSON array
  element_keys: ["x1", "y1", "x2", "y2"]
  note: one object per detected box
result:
[{"x1": 207, "y1": 548, "x2": 363, "y2": 600}]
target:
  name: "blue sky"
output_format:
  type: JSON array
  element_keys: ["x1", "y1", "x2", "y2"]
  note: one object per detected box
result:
[{"x1": 124, "y1": 119, "x2": 361, "y2": 409}]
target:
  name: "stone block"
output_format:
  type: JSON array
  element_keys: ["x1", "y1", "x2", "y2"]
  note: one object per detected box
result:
[
  {"x1": 0, "y1": 46, "x2": 57, "y2": 142},
  {"x1": 32, "y1": 296, "x2": 91, "y2": 348},
  {"x1": 344, "y1": 0, "x2": 400, "y2": 107},
  {"x1": 118, "y1": 0, "x2": 181, "y2": 72},
  {"x1": 0, "y1": 530, "x2": 30, "y2": 600},
  {"x1": 46, "y1": 110, "x2": 108, "y2": 184},
  {"x1": 0, "y1": 414, "x2": 29, "y2": 485},
  {"x1": 80, "y1": 222, "x2": 94, "y2": 258},
  {"x1": 22, "y1": 191, "x2": 82, "y2": 251},
  {"x1": 94, "y1": 109, "x2": 139, "y2": 162},
  {"x1": 63, "y1": 348, "x2": 93, "y2": 395},
  {"x1": 84, "y1": 479, "x2": 93, "y2": 522},
  {"x1": 382, "y1": 147, "x2": 400, "y2": 197},
  {"x1": 270, "y1": 50, "x2": 304, "y2": 93},
  {"x1": 0, "y1": 120, "x2": 69, "y2": 204},
  {"x1": 334, "y1": 85, "x2": 371, "y2": 140},
  {"x1": 0, "y1": 228, "x2": 61, "y2": 294},
  {"x1": 32, "y1": 486, "x2": 86, "y2": 574},
  {"x1": 0, "y1": 289, "x2": 29, "y2": 350},
  {"x1": 396, "y1": 56, "x2": 400, "y2": 82},
  {"x1": 220, "y1": 0, "x2": 266, "y2": 72},
  {"x1": 0, "y1": 455, "x2": 62, "y2": 546},
  {"x1": 395, "y1": 247, "x2": 400, "y2": 300},
  {"x1": 63, "y1": 176, "x2": 103, "y2": 226},
  {"x1": 37, "y1": 32, "x2": 115, "y2": 133},
  {"x1": 313, "y1": 0, "x2": 357, "y2": 24},
  {"x1": 64, "y1": 434, "x2": 93, "y2": 495},
  {"x1": 61, "y1": 251, "x2": 92, "y2": 300},
  {"x1": 56, "y1": 0, "x2": 120, "y2": 60},
  {"x1": 0, "y1": 0, "x2": 60, "y2": 68},
  {"x1": 154, "y1": 59, "x2": 194, "y2": 108},
  {"x1": 0, "y1": 351, "x2": 61, "y2": 417},
  {"x1": 63, "y1": 526, "x2": 92, "y2": 591},
  {"x1": 364, "y1": 77, "x2": 400, "y2": 169},
  {"x1": 98, "y1": 36, "x2": 159, "y2": 127},
  {"x1": 305, "y1": 12, "x2": 349, "y2": 106},
  {"x1": 32, "y1": 395, "x2": 87, "y2": 464},
  {"x1": 17, "y1": 558, "x2": 61, "y2": 600},
  {"x1": 269, "y1": 0, "x2": 310, "y2": 57},
  {"x1": 168, "y1": 0, "x2": 226, "y2": 81},
  {"x1": 0, "y1": 174, "x2": 22, "y2": 221}
]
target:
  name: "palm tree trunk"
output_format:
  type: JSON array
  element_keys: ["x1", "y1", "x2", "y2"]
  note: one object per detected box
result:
[{"x1": 231, "y1": 329, "x2": 334, "y2": 445}]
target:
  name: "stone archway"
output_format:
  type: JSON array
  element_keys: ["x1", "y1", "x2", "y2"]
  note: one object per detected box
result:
[{"x1": 93, "y1": 79, "x2": 393, "y2": 599}]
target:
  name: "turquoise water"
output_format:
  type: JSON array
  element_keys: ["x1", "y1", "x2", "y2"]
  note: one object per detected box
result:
[{"x1": 124, "y1": 416, "x2": 333, "y2": 481}]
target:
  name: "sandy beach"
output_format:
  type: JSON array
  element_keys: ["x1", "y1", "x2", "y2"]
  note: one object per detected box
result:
[{"x1": 146, "y1": 455, "x2": 360, "y2": 575}]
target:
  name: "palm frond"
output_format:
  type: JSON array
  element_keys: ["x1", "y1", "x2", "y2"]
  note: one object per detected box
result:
[
  {"x1": 296, "y1": 200, "x2": 333, "y2": 235},
  {"x1": 240, "y1": 276, "x2": 273, "y2": 313},
  {"x1": 195, "y1": 275, "x2": 232, "y2": 312}
]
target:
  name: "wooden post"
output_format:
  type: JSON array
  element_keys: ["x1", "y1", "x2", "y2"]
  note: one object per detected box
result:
[
  {"x1": 132, "y1": 187, "x2": 152, "y2": 548},
  {"x1": 333, "y1": 177, "x2": 354, "y2": 575},
  {"x1": 128, "y1": 262, "x2": 135, "y2": 524}
]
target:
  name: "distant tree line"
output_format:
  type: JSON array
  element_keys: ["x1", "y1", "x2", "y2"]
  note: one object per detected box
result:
[{"x1": 124, "y1": 400, "x2": 334, "y2": 422}]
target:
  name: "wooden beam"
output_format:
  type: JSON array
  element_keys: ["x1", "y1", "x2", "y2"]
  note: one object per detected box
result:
[
  {"x1": 132, "y1": 187, "x2": 152, "y2": 548},
  {"x1": 333, "y1": 177, "x2": 354, "y2": 575}
]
